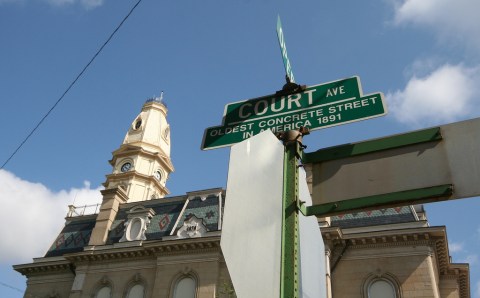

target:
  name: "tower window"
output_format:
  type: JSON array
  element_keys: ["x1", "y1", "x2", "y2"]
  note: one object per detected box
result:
[
  {"x1": 134, "y1": 119, "x2": 142, "y2": 130},
  {"x1": 163, "y1": 126, "x2": 170, "y2": 142}
]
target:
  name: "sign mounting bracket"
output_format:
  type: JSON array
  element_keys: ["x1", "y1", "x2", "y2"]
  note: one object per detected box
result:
[{"x1": 275, "y1": 75, "x2": 307, "y2": 97}]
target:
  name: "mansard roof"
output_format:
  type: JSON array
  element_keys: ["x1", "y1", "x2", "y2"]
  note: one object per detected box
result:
[
  {"x1": 45, "y1": 184, "x2": 423, "y2": 259},
  {"x1": 330, "y1": 205, "x2": 418, "y2": 229},
  {"x1": 44, "y1": 188, "x2": 224, "y2": 258},
  {"x1": 44, "y1": 215, "x2": 96, "y2": 257}
]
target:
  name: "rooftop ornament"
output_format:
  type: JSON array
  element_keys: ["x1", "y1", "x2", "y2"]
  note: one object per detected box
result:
[{"x1": 145, "y1": 91, "x2": 165, "y2": 105}]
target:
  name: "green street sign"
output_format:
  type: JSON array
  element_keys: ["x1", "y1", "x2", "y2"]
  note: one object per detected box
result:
[
  {"x1": 277, "y1": 16, "x2": 295, "y2": 82},
  {"x1": 201, "y1": 90, "x2": 387, "y2": 150},
  {"x1": 223, "y1": 77, "x2": 362, "y2": 125}
]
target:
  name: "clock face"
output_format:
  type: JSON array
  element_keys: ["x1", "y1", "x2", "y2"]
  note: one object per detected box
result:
[
  {"x1": 121, "y1": 162, "x2": 132, "y2": 172},
  {"x1": 154, "y1": 170, "x2": 162, "y2": 180}
]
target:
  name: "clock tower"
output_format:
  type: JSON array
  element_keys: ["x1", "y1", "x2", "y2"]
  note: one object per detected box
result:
[{"x1": 103, "y1": 95, "x2": 174, "y2": 202}]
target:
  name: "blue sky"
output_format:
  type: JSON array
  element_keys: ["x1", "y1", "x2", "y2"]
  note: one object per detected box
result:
[{"x1": 1, "y1": 0, "x2": 480, "y2": 297}]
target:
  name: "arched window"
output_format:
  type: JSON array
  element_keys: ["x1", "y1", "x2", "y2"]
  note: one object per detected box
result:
[
  {"x1": 163, "y1": 126, "x2": 170, "y2": 143},
  {"x1": 133, "y1": 118, "x2": 142, "y2": 130},
  {"x1": 126, "y1": 284, "x2": 145, "y2": 298},
  {"x1": 368, "y1": 279, "x2": 396, "y2": 298},
  {"x1": 92, "y1": 276, "x2": 113, "y2": 298},
  {"x1": 363, "y1": 273, "x2": 401, "y2": 298},
  {"x1": 173, "y1": 277, "x2": 196, "y2": 298},
  {"x1": 95, "y1": 286, "x2": 111, "y2": 298}
]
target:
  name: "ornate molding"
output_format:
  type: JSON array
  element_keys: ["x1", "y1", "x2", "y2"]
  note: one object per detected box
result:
[
  {"x1": 67, "y1": 237, "x2": 221, "y2": 264},
  {"x1": 176, "y1": 216, "x2": 207, "y2": 239},
  {"x1": 15, "y1": 237, "x2": 221, "y2": 276},
  {"x1": 119, "y1": 206, "x2": 155, "y2": 242},
  {"x1": 13, "y1": 259, "x2": 73, "y2": 276}
]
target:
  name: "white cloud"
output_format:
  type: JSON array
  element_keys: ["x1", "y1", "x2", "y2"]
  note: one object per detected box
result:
[
  {"x1": 387, "y1": 63, "x2": 480, "y2": 127},
  {"x1": 0, "y1": 170, "x2": 102, "y2": 263},
  {"x1": 46, "y1": 0, "x2": 75, "y2": 6},
  {"x1": 449, "y1": 242, "x2": 464, "y2": 253},
  {"x1": 80, "y1": 0, "x2": 104, "y2": 9},
  {"x1": 393, "y1": 0, "x2": 480, "y2": 51},
  {"x1": 46, "y1": 0, "x2": 105, "y2": 9},
  {"x1": 0, "y1": 0, "x2": 105, "y2": 9},
  {"x1": 463, "y1": 254, "x2": 479, "y2": 265}
]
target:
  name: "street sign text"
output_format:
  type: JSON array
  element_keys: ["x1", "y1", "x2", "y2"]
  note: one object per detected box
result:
[{"x1": 202, "y1": 76, "x2": 387, "y2": 150}]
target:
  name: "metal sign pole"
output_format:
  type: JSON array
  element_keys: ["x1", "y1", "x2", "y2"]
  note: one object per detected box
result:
[
  {"x1": 281, "y1": 140, "x2": 299, "y2": 298},
  {"x1": 279, "y1": 129, "x2": 308, "y2": 298}
]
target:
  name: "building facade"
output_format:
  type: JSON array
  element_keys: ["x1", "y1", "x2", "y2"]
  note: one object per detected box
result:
[
  {"x1": 14, "y1": 97, "x2": 470, "y2": 298},
  {"x1": 323, "y1": 206, "x2": 469, "y2": 297}
]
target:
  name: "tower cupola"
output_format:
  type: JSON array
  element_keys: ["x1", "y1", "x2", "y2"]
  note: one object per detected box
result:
[{"x1": 103, "y1": 94, "x2": 174, "y2": 202}]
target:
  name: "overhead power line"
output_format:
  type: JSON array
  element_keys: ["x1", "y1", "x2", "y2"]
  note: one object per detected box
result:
[{"x1": 1, "y1": 0, "x2": 144, "y2": 170}]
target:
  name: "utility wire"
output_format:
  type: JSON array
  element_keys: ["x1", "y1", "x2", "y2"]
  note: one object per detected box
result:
[
  {"x1": 1, "y1": 0, "x2": 143, "y2": 170},
  {"x1": 0, "y1": 281, "x2": 23, "y2": 293}
]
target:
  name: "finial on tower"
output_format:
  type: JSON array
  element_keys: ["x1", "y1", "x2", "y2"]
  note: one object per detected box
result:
[{"x1": 146, "y1": 91, "x2": 165, "y2": 104}]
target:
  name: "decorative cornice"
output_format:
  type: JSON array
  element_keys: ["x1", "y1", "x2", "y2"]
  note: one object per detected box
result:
[
  {"x1": 68, "y1": 236, "x2": 221, "y2": 264},
  {"x1": 110, "y1": 145, "x2": 173, "y2": 171},
  {"x1": 186, "y1": 188, "x2": 224, "y2": 200},
  {"x1": 443, "y1": 264, "x2": 470, "y2": 298},
  {"x1": 104, "y1": 171, "x2": 169, "y2": 195},
  {"x1": 13, "y1": 237, "x2": 221, "y2": 276},
  {"x1": 145, "y1": 237, "x2": 221, "y2": 256},
  {"x1": 13, "y1": 259, "x2": 73, "y2": 277},
  {"x1": 100, "y1": 186, "x2": 129, "y2": 201},
  {"x1": 142, "y1": 100, "x2": 168, "y2": 114}
]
